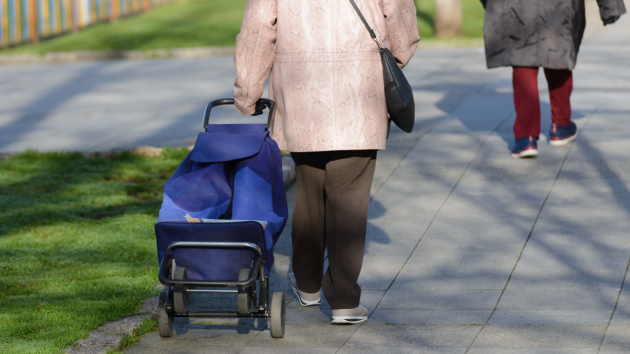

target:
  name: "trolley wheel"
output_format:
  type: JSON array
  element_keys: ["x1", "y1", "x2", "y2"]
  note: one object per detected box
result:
[
  {"x1": 173, "y1": 267, "x2": 189, "y2": 314},
  {"x1": 158, "y1": 288, "x2": 174, "y2": 337},
  {"x1": 270, "y1": 292, "x2": 286, "y2": 338},
  {"x1": 237, "y1": 268, "x2": 253, "y2": 315}
]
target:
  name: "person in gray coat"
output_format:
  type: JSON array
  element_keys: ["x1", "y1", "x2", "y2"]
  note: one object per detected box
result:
[{"x1": 480, "y1": 0, "x2": 626, "y2": 157}]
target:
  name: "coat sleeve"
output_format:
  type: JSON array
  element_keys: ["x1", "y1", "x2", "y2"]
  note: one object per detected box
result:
[
  {"x1": 383, "y1": 0, "x2": 420, "y2": 68},
  {"x1": 596, "y1": 0, "x2": 627, "y2": 24},
  {"x1": 233, "y1": 0, "x2": 277, "y2": 115}
]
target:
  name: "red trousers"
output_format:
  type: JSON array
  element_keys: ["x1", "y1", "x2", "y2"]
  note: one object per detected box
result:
[{"x1": 512, "y1": 67, "x2": 573, "y2": 139}]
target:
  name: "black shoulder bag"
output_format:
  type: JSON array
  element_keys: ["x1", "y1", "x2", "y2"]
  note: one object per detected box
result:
[{"x1": 349, "y1": 0, "x2": 415, "y2": 133}]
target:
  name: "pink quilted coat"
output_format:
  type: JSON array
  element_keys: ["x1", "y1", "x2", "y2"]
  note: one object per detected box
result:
[{"x1": 234, "y1": 0, "x2": 420, "y2": 152}]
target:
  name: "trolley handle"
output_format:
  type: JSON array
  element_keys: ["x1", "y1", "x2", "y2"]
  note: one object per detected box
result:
[{"x1": 202, "y1": 98, "x2": 275, "y2": 133}]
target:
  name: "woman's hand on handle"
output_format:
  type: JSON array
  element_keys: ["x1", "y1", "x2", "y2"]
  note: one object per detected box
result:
[{"x1": 251, "y1": 102, "x2": 267, "y2": 116}]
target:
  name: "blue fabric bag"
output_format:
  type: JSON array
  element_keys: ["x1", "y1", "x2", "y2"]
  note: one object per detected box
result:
[{"x1": 155, "y1": 124, "x2": 288, "y2": 281}]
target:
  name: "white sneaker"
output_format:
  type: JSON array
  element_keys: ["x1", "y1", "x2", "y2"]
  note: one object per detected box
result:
[
  {"x1": 331, "y1": 304, "x2": 368, "y2": 324},
  {"x1": 289, "y1": 273, "x2": 321, "y2": 307}
]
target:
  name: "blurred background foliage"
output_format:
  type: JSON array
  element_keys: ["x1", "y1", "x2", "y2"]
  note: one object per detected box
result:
[{"x1": 0, "y1": 0, "x2": 485, "y2": 55}]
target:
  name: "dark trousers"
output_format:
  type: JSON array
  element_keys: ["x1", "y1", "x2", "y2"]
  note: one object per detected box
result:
[
  {"x1": 513, "y1": 67, "x2": 573, "y2": 139},
  {"x1": 290, "y1": 150, "x2": 377, "y2": 310}
]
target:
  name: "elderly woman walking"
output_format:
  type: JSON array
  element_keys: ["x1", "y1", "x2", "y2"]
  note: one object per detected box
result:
[
  {"x1": 233, "y1": 0, "x2": 419, "y2": 324},
  {"x1": 480, "y1": 0, "x2": 626, "y2": 157}
]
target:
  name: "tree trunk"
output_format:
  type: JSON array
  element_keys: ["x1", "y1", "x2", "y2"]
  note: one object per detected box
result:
[{"x1": 435, "y1": 0, "x2": 462, "y2": 37}]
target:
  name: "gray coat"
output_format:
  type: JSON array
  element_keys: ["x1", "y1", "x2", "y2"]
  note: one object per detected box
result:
[{"x1": 481, "y1": 0, "x2": 626, "y2": 69}]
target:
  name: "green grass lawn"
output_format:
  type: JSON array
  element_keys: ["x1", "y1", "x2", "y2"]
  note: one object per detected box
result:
[
  {"x1": 0, "y1": 149, "x2": 189, "y2": 354},
  {"x1": 1, "y1": 0, "x2": 485, "y2": 55}
]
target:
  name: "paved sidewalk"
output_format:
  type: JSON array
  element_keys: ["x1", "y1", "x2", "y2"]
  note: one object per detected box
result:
[
  {"x1": 2, "y1": 2, "x2": 629, "y2": 353},
  {"x1": 123, "y1": 14, "x2": 629, "y2": 354}
]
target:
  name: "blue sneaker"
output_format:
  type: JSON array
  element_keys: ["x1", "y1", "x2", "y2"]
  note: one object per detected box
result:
[
  {"x1": 511, "y1": 136, "x2": 538, "y2": 158},
  {"x1": 549, "y1": 122, "x2": 578, "y2": 146}
]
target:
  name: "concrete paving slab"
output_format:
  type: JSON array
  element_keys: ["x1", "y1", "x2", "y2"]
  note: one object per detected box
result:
[
  {"x1": 244, "y1": 325, "x2": 359, "y2": 348},
  {"x1": 567, "y1": 132, "x2": 630, "y2": 161},
  {"x1": 457, "y1": 254, "x2": 519, "y2": 271},
  {"x1": 532, "y1": 218, "x2": 630, "y2": 238},
  {"x1": 440, "y1": 193, "x2": 545, "y2": 210},
  {"x1": 546, "y1": 178, "x2": 630, "y2": 207},
  {"x1": 468, "y1": 350, "x2": 597, "y2": 354},
  {"x1": 582, "y1": 113, "x2": 630, "y2": 131},
  {"x1": 471, "y1": 325, "x2": 607, "y2": 349},
  {"x1": 126, "y1": 344, "x2": 240, "y2": 354},
  {"x1": 447, "y1": 93, "x2": 515, "y2": 121},
  {"x1": 453, "y1": 177, "x2": 556, "y2": 193},
  {"x1": 415, "y1": 222, "x2": 532, "y2": 255},
  {"x1": 375, "y1": 176, "x2": 458, "y2": 194},
  {"x1": 488, "y1": 310, "x2": 614, "y2": 325},
  {"x1": 343, "y1": 325, "x2": 479, "y2": 349},
  {"x1": 461, "y1": 159, "x2": 564, "y2": 182},
  {"x1": 430, "y1": 115, "x2": 502, "y2": 133},
  {"x1": 363, "y1": 238, "x2": 420, "y2": 256},
  {"x1": 371, "y1": 140, "x2": 418, "y2": 195},
  {"x1": 558, "y1": 159, "x2": 630, "y2": 180},
  {"x1": 536, "y1": 205, "x2": 630, "y2": 227},
  {"x1": 357, "y1": 272, "x2": 397, "y2": 290},
  {"x1": 395, "y1": 161, "x2": 470, "y2": 182},
  {"x1": 600, "y1": 326, "x2": 630, "y2": 351},
  {"x1": 426, "y1": 310, "x2": 492, "y2": 325},
  {"x1": 367, "y1": 309, "x2": 434, "y2": 325},
  {"x1": 506, "y1": 269, "x2": 626, "y2": 290},
  {"x1": 285, "y1": 306, "x2": 332, "y2": 325},
  {"x1": 401, "y1": 132, "x2": 489, "y2": 163},
  {"x1": 371, "y1": 192, "x2": 450, "y2": 215},
  {"x1": 372, "y1": 182, "x2": 458, "y2": 203},
  {"x1": 366, "y1": 221, "x2": 430, "y2": 240},
  {"x1": 527, "y1": 229, "x2": 630, "y2": 251},
  {"x1": 240, "y1": 349, "x2": 337, "y2": 354},
  {"x1": 515, "y1": 248, "x2": 630, "y2": 272},
  {"x1": 445, "y1": 179, "x2": 554, "y2": 212},
  {"x1": 361, "y1": 256, "x2": 410, "y2": 273},
  {"x1": 401, "y1": 253, "x2": 465, "y2": 273},
  {"x1": 434, "y1": 204, "x2": 541, "y2": 224},
  {"x1": 123, "y1": 325, "x2": 261, "y2": 353},
  {"x1": 338, "y1": 348, "x2": 466, "y2": 354},
  {"x1": 392, "y1": 270, "x2": 511, "y2": 290},
  {"x1": 401, "y1": 253, "x2": 516, "y2": 274},
  {"x1": 368, "y1": 201, "x2": 440, "y2": 224},
  {"x1": 610, "y1": 292, "x2": 630, "y2": 325},
  {"x1": 358, "y1": 256, "x2": 409, "y2": 289},
  {"x1": 378, "y1": 290, "x2": 502, "y2": 310},
  {"x1": 497, "y1": 290, "x2": 619, "y2": 310}
]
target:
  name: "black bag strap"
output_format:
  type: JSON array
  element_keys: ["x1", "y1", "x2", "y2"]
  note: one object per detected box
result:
[{"x1": 349, "y1": 0, "x2": 383, "y2": 50}]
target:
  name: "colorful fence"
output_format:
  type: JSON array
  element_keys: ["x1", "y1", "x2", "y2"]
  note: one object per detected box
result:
[{"x1": 0, "y1": 0, "x2": 168, "y2": 48}]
